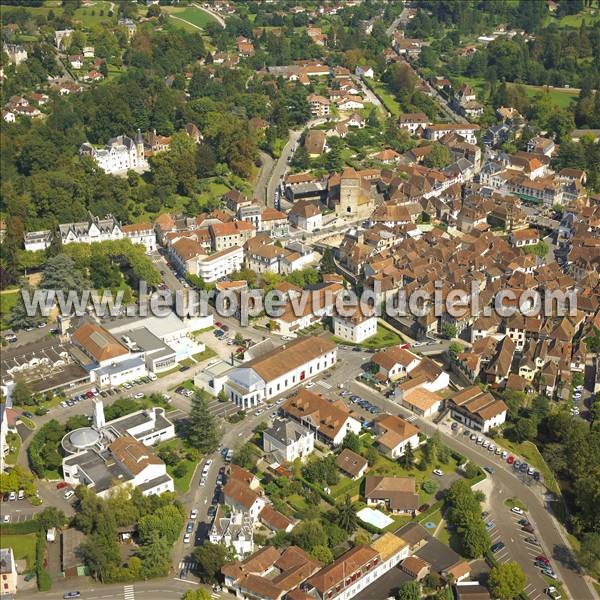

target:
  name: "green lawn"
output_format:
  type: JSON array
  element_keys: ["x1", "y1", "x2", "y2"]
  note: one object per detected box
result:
[
  {"x1": 509, "y1": 83, "x2": 578, "y2": 109},
  {"x1": 164, "y1": 6, "x2": 218, "y2": 30},
  {"x1": 494, "y1": 436, "x2": 560, "y2": 495},
  {"x1": 73, "y1": 1, "x2": 116, "y2": 27},
  {"x1": 366, "y1": 79, "x2": 401, "y2": 117},
  {"x1": 544, "y1": 8, "x2": 600, "y2": 27},
  {"x1": 0, "y1": 289, "x2": 19, "y2": 330},
  {"x1": 4, "y1": 433, "x2": 21, "y2": 466},
  {"x1": 2, "y1": 534, "x2": 37, "y2": 570},
  {"x1": 157, "y1": 365, "x2": 181, "y2": 379},
  {"x1": 330, "y1": 476, "x2": 362, "y2": 500},
  {"x1": 156, "y1": 439, "x2": 198, "y2": 493},
  {"x1": 193, "y1": 346, "x2": 217, "y2": 363},
  {"x1": 333, "y1": 323, "x2": 403, "y2": 350}
]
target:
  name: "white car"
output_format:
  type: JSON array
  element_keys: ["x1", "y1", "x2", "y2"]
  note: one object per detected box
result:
[
  {"x1": 433, "y1": 469, "x2": 444, "y2": 476},
  {"x1": 200, "y1": 477, "x2": 207, "y2": 487},
  {"x1": 183, "y1": 533, "x2": 191, "y2": 544},
  {"x1": 148, "y1": 373, "x2": 157, "y2": 381},
  {"x1": 501, "y1": 451, "x2": 508, "y2": 459},
  {"x1": 3, "y1": 514, "x2": 10, "y2": 523},
  {"x1": 574, "y1": 385, "x2": 584, "y2": 392},
  {"x1": 510, "y1": 506, "x2": 524, "y2": 515},
  {"x1": 134, "y1": 392, "x2": 144, "y2": 399},
  {"x1": 305, "y1": 382, "x2": 315, "y2": 389},
  {"x1": 255, "y1": 409, "x2": 263, "y2": 416},
  {"x1": 190, "y1": 509, "x2": 198, "y2": 520},
  {"x1": 64, "y1": 490, "x2": 75, "y2": 500},
  {"x1": 205, "y1": 459, "x2": 213, "y2": 467},
  {"x1": 482, "y1": 440, "x2": 489, "y2": 449}
]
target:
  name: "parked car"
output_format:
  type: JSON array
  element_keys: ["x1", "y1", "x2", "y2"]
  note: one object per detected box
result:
[
  {"x1": 64, "y1": 490, "x2": 74, "y2": 500},
  {"x1": 56, "y1": 482, "x2": 68, "y2": 490},
  {"x1": 433, "y1": 469, "x2": 444, "y2": 476},
  {"x1": 484, "y1": 466, "x2": 495, "y2": 474},
  {"x1": 451, "y1": 422, "x2": 458, "y2": 430},
  {"x1": 545, "y1": 586, "x2": 561, "y2": 599},
  {"x1": 63, "y1": 593, "x2": 81, "y2": 599},
  {"x1": 491, "y1": 541, "x2": 505, "y2": 553},
  {"x1": 183, "y1": 533, "x2": 191, "y2": 544},
  {"x1": 507, "y1": 455, "x2": 515, "y2": 464},
  {"x1": 186, "y1": 522, "x2": 194, "y2": 534},
  {"x1": 511, "y1": 506, "x2": 524, "y2": 515},
  {"x1": 190, "y1": 509, "x2": 198, "y2": 520},
  {"x1": 522, "y1": 524, "x2": 535, "y2": 533}
]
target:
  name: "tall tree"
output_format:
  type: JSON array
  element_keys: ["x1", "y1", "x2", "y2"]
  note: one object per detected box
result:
[
  {"x1": 488, "y1": 562, "x2": 527, "y2": 599},
  {"x1": 333, "y1": 495, "x2": 358, "y2": 533},
  {"x1": 186, "y1": 391, "x2": 221, "y2": 453}
]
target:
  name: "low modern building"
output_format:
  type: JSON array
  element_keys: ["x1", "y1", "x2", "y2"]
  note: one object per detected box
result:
[
  {"x1": 262, "y1": 418, "x2": 315, "y2": 464},
  {"x1": 224, "y1": 337, "x2": 337, "y2": 409},
  {"x1": 61, "y1": 399, "x2": 174, "y2": 498}
]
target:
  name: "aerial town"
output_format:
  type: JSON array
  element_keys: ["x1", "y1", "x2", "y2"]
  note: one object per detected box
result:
[{"x1": 0, "y1": 1, "x2": 599, "y2": 600}]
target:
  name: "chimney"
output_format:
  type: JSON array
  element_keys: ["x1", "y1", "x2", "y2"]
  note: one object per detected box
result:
[{"x1": 92, "y1": 397, "x2": 106, "y2": 429}]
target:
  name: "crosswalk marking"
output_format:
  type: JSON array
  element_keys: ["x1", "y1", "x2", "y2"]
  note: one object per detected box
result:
[
  {"x1": 317, "y1": 380, "x2": 332, "y2": 389},
  {"x1": 123, "y1": 585, "x2": 135, "y2": 600},
  {"x1": 405, "y1": 415, "x2": 417, "y2": 423},
  {"x1": 179, "y1": 560, "x2": 198, "y2": 570}
]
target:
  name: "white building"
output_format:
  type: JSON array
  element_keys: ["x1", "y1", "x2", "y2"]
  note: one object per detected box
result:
[
  {"x1": 209, "y1": 505, "x2": 254, "y2": 558},
  {"x1": 225, "y1": 336, "x2": 337, "y2": 409},
  {"x1": 79, "y1": 131, "x2": 148, "y2": 175},
  {"x1": 61, "y1": 398, "x2": 174, "y2": 498},
  {"x1": 333, "y1": 310, "x2": 377, "y2": 343},
  {"x1": 121, "y1": 222, "x2": 157, "y2": 253},
  {"x1": 197, "y1": 246, "x2": 244, "y2": 282},
  {"x1": 425, "y1": 124, "x2": 480, "y2": 145},
  {"x1": 23, "y1": 230, "x2": 51, "y2": 252},
  {"x1": 262, "y1": 418, "x2": 315, "y2": 463},
  {"x1": 60, "y1": 213, "x2": 122, "y2": 245},
  {"x1": 3, "y1": 43, "x2": 27, "y2": 65},
  {"x1": 0, "y1": 547, "x2": 17, "y2": 596}
]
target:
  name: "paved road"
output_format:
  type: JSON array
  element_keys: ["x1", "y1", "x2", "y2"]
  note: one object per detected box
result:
[
  {"x1": 254, "y1": 151, "x2": 275, "y2": 204},
  {"x1": 323, "y1": 347, "x2": 595, "y2": 600}
]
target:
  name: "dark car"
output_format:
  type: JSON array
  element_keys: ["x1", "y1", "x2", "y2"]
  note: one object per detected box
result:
[
  {"x1": 525, "y1": 536, "x2": 540, "y2": 545},
  {"x1": 519, "y1": 462, "x2": 528, "y2": 472},
  {"x1": 518, "y1": 519, "x2": 530, "y2": 527},
  {"x1": 22, "y1": 411, "x2": 34, "y2": 418},
  {"x1": 352, "y1": 347, "x2": 362, "y2": 352},
  {"x1": 536, "y1": 555, "x2": 550, "y2": 565},
  {"x1": 186, "y1": 522, "x2": 194, "y2": 534},
  {"x1": 63, "y1": 594, "x2": 81, "y2": 599},
  {"x1": 533, "y1": 471, "x2": 540, "y2": 481},
  {"x1": 207, "y1": 506, "x2": 217, "y2": 518},
  {"x1": 491, "y1": 541, "x2": 505, "y2": 553},
  {"x1": 179, "y1": 366, "x2": 190, "y2": 372},
  {"x1": 221, "y1": 325, "x2": 229, "y2": 332},
  {"x1": 522, "y1": 524, "x2": 535, "y2": 533},
  {"x1": 451, "y1": 422, "x2": 458, "y2": 430}
]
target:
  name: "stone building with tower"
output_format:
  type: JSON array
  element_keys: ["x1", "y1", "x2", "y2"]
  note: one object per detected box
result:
[
  {"x1": 79, "y1": 130, "x2": 148, "y2": 175},
  {"x1": 330, "y1": 167, "x2": 377, "y2": 218}
]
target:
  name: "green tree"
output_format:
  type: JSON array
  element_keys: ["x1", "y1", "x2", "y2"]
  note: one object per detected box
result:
[
  {"x1": 333, "y1": 495, "x2": 358, "y2": 533},
  {"x1": 183, "y1": 590, "x2": 212, "y2": 600},
  {"x1": 291, "y1": 520, "x2": 328, "y2": 551},
  {"x1": 291, "y1": 145, "x2": 310, "y2": 170},
  {"x1": 232, "y1": 443, "x2": 254, "y2": 469},
  {"x1": 8, "y1": 287, "x2": 44, "y2": 331},
  {"x1": 400, "y1": 441, "x2": 415, "y2": 469},
  {"x1": 448, "y1": 342, "x2": 462, "y2": 362},
  {"x1": 365, "y1": 446, "x2": 380, "y2": 467},
  {"x1": 11, "y1": 380, "x2": 33, "y2": 406},
  {"x1": 320, "y1": 248, "x2": 336, "y2": 274},
  {"x1": 193, "y1": 543, "x2": 231, "y2": 583},
  {"x1": 310, "y1": 544, "x2": 333, "y2": 564},
  {"x1": 136, "y1": 530, "x2": 171, "y2": 578},
  {"x1": 396, "y1": 580, "x2": 421, "y2": 600},
  {"x1": 441, "y1": 323, "x2": 457, "y2": 339},
  {"x1": 36, "y1": 507, "x2": 66, "y2": 530},
  {"x1": 41, "y1": 253, "x2": 89, "y2": 294},
  {"x1": 577, "y1": 533, "x2": 600, "y2": 579},
  {"x1": 186, "y1": 391, "x2": 221, "y2": 453},
  {"x1": 341, "y1": 432, "x2": 361, "y2": 453},
  {"x1": 423, "y1": 144, "x2": 451, "y2": 169},
  {"x1": 138, "y1": 504, "x2": 185, "y2": 546},
  {"x1": 488, "y1": 562, "x2": 527, "y2": 600}
]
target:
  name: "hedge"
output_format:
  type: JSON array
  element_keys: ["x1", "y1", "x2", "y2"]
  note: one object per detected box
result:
[
  {"x1": 0, "y1": 520, "x2": 41, "y2": 535},
  {"x1": 35, "y1": 530, "x2": 52, "y2": 591}
]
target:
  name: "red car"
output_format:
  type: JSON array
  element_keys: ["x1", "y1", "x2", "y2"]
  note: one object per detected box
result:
[
  {"x1": 536, "y1": 555, "x2": 550, "y2": 565},
  {"x1": 56, "y1": 482, "x2": 68, "y2": 490},
  {"x1": 400, "y1": 344, "x2": 411, "y2": 349},
  {"x1": 215, "y1": 321, "x2": 223, "y2": 328},
  {"x1": 507, "y1": 455, "x2": 515, "y2": 464},
  {"x1": 236, "y1": 347, "x2": 245, "y2": 354},
  {"x1": 85, "y1": 391, "x2": 94, "y2": 399}
]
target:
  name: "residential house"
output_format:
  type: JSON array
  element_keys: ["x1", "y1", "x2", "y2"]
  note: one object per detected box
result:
[
  {"x1": 364, "y1": 477, "x2": 420, "y2": 514},
  {"x1": 447, "y1": 386, "x2": 508, "y2": 432},
  {"x1": 509, "y1": 228, "x2": 540, "y2": 248},
  {"x1": 282, "y1": 388, "x2": 361, "y2": 447},
  {"x1": 307, "y1": 94, "x2": 331, "y2": 117},
  {"x1": 223, "y1": 479, "x2": 266, "y2": 522},
  {"x1": 400, "y1": 387, "x2": 442, "y2": 418},
  {"x1": 0, "y1": 547, "x2": 17, "y2": 596},
  {"x1": 336, "y1": 449, "x2": 368, "y2": 480},
  {"x1": 398, "y1": 112, "x2": 431, "y2": 135},
  {"x1": 371, "y1": 346, "x2": 421, "y2": 382},
  {"x1": 262, "y1": 418, "x2": 315, "y2": 464},
  {"x1": 373, "y1": 414, "x2": 420, "y2": 458},
  {"x1": 210, "y1": 221, "x2": 255, "y2": 251},
  {"x1": 288, "y1": 200, "x2": 322, "y2": 232},
  {"x1": 304, "y1": 130, "x2": 327, "y2": 157}
]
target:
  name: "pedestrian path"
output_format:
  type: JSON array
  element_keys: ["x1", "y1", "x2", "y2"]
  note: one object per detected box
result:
[{"x1": 123, "y1": 585, "x2": 135, "y2": 600}]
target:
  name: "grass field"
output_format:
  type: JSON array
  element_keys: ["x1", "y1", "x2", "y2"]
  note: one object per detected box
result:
[
  {"x1": 156, "y1": 439, "x2": 197, "y2": 493},
  {"x1": 515, "y1": 84, "x2": 578, "y2": 109},
  {"x1": 544, "y1": 8, "x2": 600, "y2": 27},
  {"x1": 192, "y1": 346, "x2": 217, "y2": 363},
  {"x1": 365, "y1": 79, "x2": 401, "y2": 117},
  {"x1": 2, "y1": 534, "x2": 37, "y2": 569},
  {"x1": 0, "y1": 289, "x2": 19, "y2": 330},
  {"x1": 4, "y1": 433, "x2": 21, "y2": 466},
  {"x1": 73, "y1": 1, "x2": 116, "y2": 28},
  {"x1": 164, "y1": 6, "x2": 217, "y2": 31},
  {"x1": 334, "y1": 323, "x2": 403, "y2": 350}
]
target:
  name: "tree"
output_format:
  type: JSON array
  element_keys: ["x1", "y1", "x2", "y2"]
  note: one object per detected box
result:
[
  {"x1": 488, "y1": 562, "x2": 527, "y2": 600},
  {"x1": 441, "y1": 323, "x2": 457, "y2": 339},
  {"x1": 186, "y1": 391, "x2": 221, "y2": 453},
  {"x1": 423, "y1": 144, "x2": 451, "y2": 169},
  {"x1": 138, "y1": 504, "x2": 185, "y2": 545},
  {"x1": 193, "y1": 543, "x2": 231, "y2": 583},
  {"x1": 8, "y1": 287, "x2": 44, "y2": 331},
  {"x1": 333, "y1": 495, "x2": 358, "y2": 533},
  {"x1": 36, "y1": 507, "x2": 66, "y2": 531},
  {"x1": 522, "y1": 241, "x2": 549, "y2": 258},
  {"x1": 41, "y1": 253, "x2": 88, "y2": 294},
  {"x1": 11, "y1": 380, "x2": 33, "y2": 406},
  {"x1": 400, "y1": 441, "x2": 414, "y2": 469},
  {"x1": 136, "y1": 530, "x2": 171, "y2": 578},
  {"x1": 291, "y1": 145, "x2": 310, "y2": 170},
  {"x1": 232, "y1": 443, "x2": 254, "y2": 469},
  {"x1": 396, "y1": 580, "x2": 421, "y2": 600},
  {"x1": 448, "y1": 342, "x2": 462, "y2": 362},
  {"x1": 310, "y1": 545, "x2": 333, "y2": 564},
  {"x1": 341, "y1": 432, "x2": 361, "y2": 453},
  {"x1": 365, "y1": 446, "x2": 380, "y2": 467},
  {"x1": 290, "y1": 520, "x2": 328, "y2": 551},
  {"x1": 578, "y1": 533, "x2": 600, "y2": 579},
  {"x1": 320, "y1": 248, "x2": 336, "y2": 274}
]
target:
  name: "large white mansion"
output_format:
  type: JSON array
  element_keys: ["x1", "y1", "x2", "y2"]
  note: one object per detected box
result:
[{"x1": 79, "y1": 130, "x2": 149, "y2": 175}]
